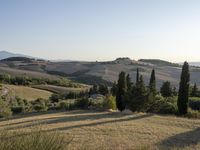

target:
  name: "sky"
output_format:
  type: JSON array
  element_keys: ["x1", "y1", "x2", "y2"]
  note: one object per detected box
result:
[{"x1": 0, "y1": 0, "x2": 200, "y2": 62}]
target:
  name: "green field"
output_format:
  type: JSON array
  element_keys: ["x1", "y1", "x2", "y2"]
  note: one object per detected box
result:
[
  {"x1": 0, "y1": 110, "x2": 199, "y2": 150},
  {"x1": 3, "y1": 84, "x2": 52, "y2": 101}
]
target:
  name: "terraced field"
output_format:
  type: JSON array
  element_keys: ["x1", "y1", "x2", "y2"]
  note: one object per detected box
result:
[{"x1": 0, "y1": 110, "x2": 199, "y2": 150}]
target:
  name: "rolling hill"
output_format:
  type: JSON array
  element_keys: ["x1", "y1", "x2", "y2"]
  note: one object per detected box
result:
[{"x1": 0, "y1": 55, "x2": 200, "y2": 88}]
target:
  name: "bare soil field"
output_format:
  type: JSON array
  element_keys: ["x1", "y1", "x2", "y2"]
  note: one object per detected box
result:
[{"x1": 0, "y1": 110, "x2": 199, "y2": 150}]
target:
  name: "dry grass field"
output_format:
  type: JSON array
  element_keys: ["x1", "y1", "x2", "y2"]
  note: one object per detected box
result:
[
  {"x1": 0, "y1": 66, "x2": 60, "y2": 80},
  {"x1": 32, "y1": 84, "x2": 90, "y2": 94},
  {"x1": 0, "y1": 110, "x2": 199, "y2": 150},
  {"x1": 3, "y1": 84, "x2": 52, "y2": 101}
]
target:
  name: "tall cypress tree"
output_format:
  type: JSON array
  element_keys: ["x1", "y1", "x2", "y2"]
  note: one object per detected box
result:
[
  {"x1": 111, "y1": 82, "x2": 117, "y2": 96},
  {"x1": 130, "y1": 75, "x2": 147, "y2": 112},
  {"x1": 138, "y1": 75, "x2": 146, "y2": 94},
  {"x1": 191, "y1": 83, "x2": 198, "y2": 97},
  {"x1": 149, "y1": 69, "x2": 156, "y2": 95},
  {"x1": 177, "y1": 61, "x2": 190, "y2": 115},
  {"x1": 126, "y1": 74, "x2": 132, "y2": 92},
  {"x1": 160, "y1": 81, "x2": 172, "y2": 97},
  {"x1": 136, "y1": 68, "x2": 139, "y2": 84},
  {"x1": 116, "y1": 72, "x2": 127, "y2": 111}
]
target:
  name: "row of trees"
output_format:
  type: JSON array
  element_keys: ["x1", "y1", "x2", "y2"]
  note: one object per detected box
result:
[
  {"x1": 114, "y1": 61, "x2": 190, "y2": 115},
  {"x1": 89, "y1": 84, "x2": 109, "y2": 95},
  {"x1": 0, "y1": 74, "x2": 82, "y2": 88}
]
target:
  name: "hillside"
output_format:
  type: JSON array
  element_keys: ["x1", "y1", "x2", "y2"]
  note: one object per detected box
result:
[
  {"x1": 1, "y1": 56, "x2": 200, "y2": 87},
  {"x1": 0, "y1": 110, "x2": 199, "y2": 149},
  {"x1": 44, "y1": 58, "x2": 200, "y2": 87},
  {"x1": 2, "y1": 84, "x2": 52, "y2": 101}
]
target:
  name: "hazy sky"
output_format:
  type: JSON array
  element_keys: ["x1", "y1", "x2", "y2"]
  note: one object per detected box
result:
[{"x1": 0, "y1": 0, "x2": 200, "y2": 62}]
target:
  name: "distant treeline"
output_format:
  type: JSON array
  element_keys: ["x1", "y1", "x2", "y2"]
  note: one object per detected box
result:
[
  {"x1": 46, "y1": 70, "x2": 113, "y2": 86},
  {"x1": 0, "y1": 74, "x2": 82, "y2": 88}
]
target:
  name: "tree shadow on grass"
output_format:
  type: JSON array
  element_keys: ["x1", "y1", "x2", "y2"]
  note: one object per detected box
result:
[
  {"x1": 5, "y1": 112, "x2": 154, "y2": 131},
  {"x1": 158, "y1": 128, "x2": 200, "y2": 149},
  {"x1": 45, "y1": 113, "x2": 154, "y2": 132},
  {"x1": 0, "y1": 110, "x2": 105, "y2": 127}
]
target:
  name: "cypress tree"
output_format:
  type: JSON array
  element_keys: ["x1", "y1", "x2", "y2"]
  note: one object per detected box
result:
[
  {"x1": 177, "y1": 61, "x2": 190, "y2": 115},
  {"x1": 89, "y1": 84, "x2": 99, "y2": 95},
  {"x1": 136, "y1": 68, "x2": 139, "y2": 84},
  {"x1": 160, "y1": 81, "x2": 173, "y2": 97},
  {"x1": 191, "y1": 83, "x2": 198, "y2": 97},
  {"x1": 149, "y1": 69, "x2": 156, "y2": 95},
  {"x1": 130, "y1": 75, "x2": 147, "y2": 112},
  {"x1": 138, "y1": 75, "x2": 146, "y2": 94},
  {"x1": 116, "y1": 72, "x2": 127, "y2": 111},
  {"x1": 111, "y1": 82, "x2": 117, "y2": 96},
  {"x1": 126, "y1": 74, "x2": 132, "y2": 92},
  {"x1": 99, "y1": 84, "x2": 109, "y2": 95}
]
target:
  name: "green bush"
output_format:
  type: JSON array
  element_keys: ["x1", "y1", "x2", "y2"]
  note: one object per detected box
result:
[
  {"x1": 11, "y1": 106, "x2": 24, "y2": 114},
  {"x1": 189, "y1": 97, "x2": 200, "y2": 111},
  {"x1": 58, "y1": 101, "x2": 68, "y2": 110},
  {"x1": 33, "y1": 104, "x2": 48, "y2": 112},
  {"x1": 103, "y1": 95, "x2": 117, "y2": 110},
  {"x1": 50, "y1": 94, "x2": 60, "y2": 103},
  {"x1": 32, "y1": 98, "x2": 49, "y2": 112},
  {"x1": 148, "y1": 96, "x2": 177, "y2": 114},
  {"x1": 75, "y1": 98, "x2": 90, "y2": 109},
  {"x1": 0, "y1": 127, "x2": 69, "y2": 150},
  {"x1": 0, "y1": 100, "x2": 12, "y2": 118}
]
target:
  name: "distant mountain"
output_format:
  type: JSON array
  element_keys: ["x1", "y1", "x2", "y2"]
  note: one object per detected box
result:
[{"x1": 0, "y1": 51, "x2": 32, "y2": 60}]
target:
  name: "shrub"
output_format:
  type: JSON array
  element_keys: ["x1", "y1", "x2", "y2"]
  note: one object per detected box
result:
[
  {"x1": 185, "y1": 109, "x2": 200, "y2": 119},
  {"x1": 58, "y1": 101, "x2": 68, "y2": 110},
  {"x1": 33, "y1": 104, "x2": 48, "y2": 112},
  {"x1": 50, "y1": 94, "x2": 60, "y2": 103},
  {"x1": 103, "y1": 95, "x2": 117, "y2": 110},
  {"x1": 10, "y1": 97, "x2": 32, "y2": 114},
  {"x1": 0, "y1": 100, "x2": 12, "y2": 118},
  {"x1": 148, "y1": 96, "x2": 177, "y2": 114},
  {"x1": 75, "y1": 98, "x2": 90, "y2": 109},
  {"x1": 189, "y1": 97, "x2": 200, "y2": 111},
  {"x1": 32, "y1": 98, "x2": 49, "y2": 112},
  {"x1": 0, "y1": 127, "x2": 69, "y2": 150},
  {"x1": 11, "y1": 106, "x2": 24, "y2": 114},
  {"x1": 56, "y1": 101, "x2": 70, "y2": 110}
]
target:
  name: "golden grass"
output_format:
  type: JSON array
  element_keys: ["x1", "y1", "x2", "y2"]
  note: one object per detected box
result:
[
  {"x1": 0, "y1": 110, "x2": 200, "y2": 150},
  {"x1": 32, "y1": 84, "x2": 90, "y2": 94},
  {"x1": 4, "y1": 84, "x2": 52, "y2": 101}
]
